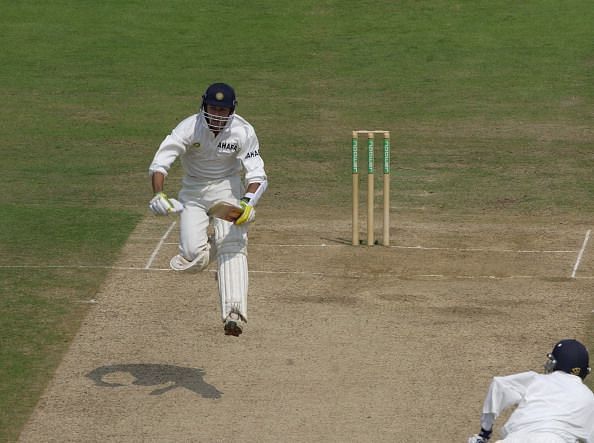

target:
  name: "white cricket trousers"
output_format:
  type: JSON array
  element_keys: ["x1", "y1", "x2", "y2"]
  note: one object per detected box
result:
[
  {"x1": 178, "y1": 175, "x2": 250, "y2": 321},
  {"x1": 495, "y1": 432, "x2": 566, "y2": 443}
]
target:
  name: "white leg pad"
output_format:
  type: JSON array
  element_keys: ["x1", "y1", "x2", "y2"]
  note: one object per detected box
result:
[
  {"x1": 170, "y1": 250, "x2": 209, "y2": 272},
  {"x1": 218, "y1": 253, "x2": 248, "y2": 321},
  {"x1": 213, "y1": 218, "x2": 248, "y2": 256}
]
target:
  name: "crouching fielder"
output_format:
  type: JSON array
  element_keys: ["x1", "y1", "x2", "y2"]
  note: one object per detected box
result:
[
  {"x1": 148, "y1": 82, "x2": 268, "y2": 337},
  {"x1": 468, "y1": 339, "x2": 594, "y2": 443}
]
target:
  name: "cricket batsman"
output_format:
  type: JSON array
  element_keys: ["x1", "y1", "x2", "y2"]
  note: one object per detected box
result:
[{"x1": 148, "y1": 82, "x2": 268, "y2": 336}]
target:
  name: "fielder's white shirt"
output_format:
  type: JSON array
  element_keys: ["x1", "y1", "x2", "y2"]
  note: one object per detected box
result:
[
  {"x1": 480, "y1": 371, "x2": 594, "y2": 442},
  {"x1": 149, "y1": 112, "x2": 266, "y2": 185}
]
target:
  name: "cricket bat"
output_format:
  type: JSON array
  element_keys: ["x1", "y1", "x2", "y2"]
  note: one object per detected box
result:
[{"x1": 207, "y1": 201, "x2": 243, "y2": 222}]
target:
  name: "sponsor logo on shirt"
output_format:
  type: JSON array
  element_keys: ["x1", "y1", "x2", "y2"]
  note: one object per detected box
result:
[
  {"x1": 217, "y1": 141, "x2": 239, "y2": 153},
  {"x1": 245, "y1": 150, "x2": 260, "y2": 159}
]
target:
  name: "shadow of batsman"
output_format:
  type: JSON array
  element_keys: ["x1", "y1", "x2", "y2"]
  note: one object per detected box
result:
[{"x1": 86, "y1": 363, "x2": 223, "y2": 398}]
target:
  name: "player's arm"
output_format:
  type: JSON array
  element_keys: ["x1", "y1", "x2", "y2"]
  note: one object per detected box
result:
[
  {"x1": 152, "y1": 171, "x2": 166, "y2": 194},
  {"x1": 148, "y1": 115, "x2": 194, "y2": 179},
  {"x1": 241, "y1": 180, "x2": 267, "y2": 205},
  {"x1": 149, "y1": 146, "x2": 183, "y2": 215},
  {"x1": 469, "y1": 371, "x2": 537, "y2": 442},
  {"x1": 147, "y1": 118, "x2": 193, "y2": 215},
  {"x1": 148, "y1": 170, "x2": 183, "y2": 215},
  {"x1": 245, "y1": 182, "x2": 260, "y2": 195},
  {"x1": 235, "y1": 128, "x2": 267, "y2": 225},
  {"x1": 481, "y1": 371, "x2": 536, "y2": 419},
  {"x1": 234, "y1": 180, "x2": 267, "y2": 225}
]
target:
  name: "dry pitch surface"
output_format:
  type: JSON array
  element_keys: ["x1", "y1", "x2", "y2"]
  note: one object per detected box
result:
[{"x1": 18, "y1": 209, "x2": 593, "y2": 442}]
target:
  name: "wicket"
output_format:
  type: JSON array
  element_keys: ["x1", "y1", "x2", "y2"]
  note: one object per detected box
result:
[{"x1": 351, "y1": 130, "x2": 391, "y2": 246}]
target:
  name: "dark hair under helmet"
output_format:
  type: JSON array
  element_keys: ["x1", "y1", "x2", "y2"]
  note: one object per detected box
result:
[
  {"x1": 201, "y1": 82, "x2": 237, "y2": 112},
  {"x1": 547, "y1": 339, "x2": 591, "y2": 379}
]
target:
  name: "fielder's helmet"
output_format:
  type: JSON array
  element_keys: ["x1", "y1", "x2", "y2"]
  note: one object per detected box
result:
[
  {"x1": 544, "y1": 339, "x2": 591, "y2": 379},
  {"x1": 201, "y1": 82, "x2": 237, "y2": 112}
]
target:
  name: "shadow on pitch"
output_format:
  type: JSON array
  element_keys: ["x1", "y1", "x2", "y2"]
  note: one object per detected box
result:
[{"x1": 86, "y1": 363, "x2": 222, "y2": 398}]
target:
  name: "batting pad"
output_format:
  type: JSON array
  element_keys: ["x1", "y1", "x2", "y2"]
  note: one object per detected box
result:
[
  {"x1": 213, "y1": 218, "x2": 248, "y2": 256},
  {"x1": 169, "y1": 252, "x2": 209, "y2": 272},
  {"x1": 218, "y1": 253, "x2": 248, "y2": 321}
]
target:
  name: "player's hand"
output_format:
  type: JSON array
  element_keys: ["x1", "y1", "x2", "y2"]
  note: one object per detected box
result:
[
  {"x1": 149, "y1": 192, "x2": 183, "y2": 215},
  {"x1": 234, "y1": 200, "x2": 256, "y2": 225}
]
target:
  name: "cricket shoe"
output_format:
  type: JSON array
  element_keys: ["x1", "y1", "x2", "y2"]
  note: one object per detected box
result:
[{"x1": 224, "y1": 312, "x2": 244, "y2": 337}]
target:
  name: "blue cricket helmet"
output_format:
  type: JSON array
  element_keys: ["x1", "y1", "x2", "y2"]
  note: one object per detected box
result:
[
  {"x1": 201, "y1": 82, "x2": 237, "y2": 112},
  {"x1": 545, "y1": 339, "x2": 591, "y2": 379}
]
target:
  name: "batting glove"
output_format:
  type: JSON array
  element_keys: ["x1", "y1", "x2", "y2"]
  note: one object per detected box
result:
[
  {"x1": 234, "y1": 200, "x2": 256, "y2": 225},
  {"x1": 149, "y1": 192, "x2": 183, "y2": 215}
]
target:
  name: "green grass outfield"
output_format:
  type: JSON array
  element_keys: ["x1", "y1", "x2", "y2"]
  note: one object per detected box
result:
[{"x1": 1, "y1": 1, "x2": 593, "y2": 440}]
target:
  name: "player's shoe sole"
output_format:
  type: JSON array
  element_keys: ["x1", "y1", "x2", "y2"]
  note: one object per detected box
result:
[{"x1": 224, "y1": 320, "x2": 243, "y2": 336}]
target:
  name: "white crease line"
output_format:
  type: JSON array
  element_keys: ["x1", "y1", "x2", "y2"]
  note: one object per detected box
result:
[
  {"x1": 571, "y1": 229, "x2": 591, "y2": 279},
  {"x1": 145, "y1": 221, "x2": 176, "y2": 270},
  {"x1": 129, "y1": 238, "x2": 577, "y2": 254},
  {"x1": 454, "y1": 275, "x2": 534, "y2": 280},
  {"x1": 157, "y1": 242, "x2": 576, "y2": 254},
  {"x1": 1, "y1": 264, "x2": 587, "y2": 280},
  {"x1": 390, "y1": 246, "x2": 574, "y2": 253},
  {"x1": 0, "y1": 265, "x2": 147, "y2": 270}
]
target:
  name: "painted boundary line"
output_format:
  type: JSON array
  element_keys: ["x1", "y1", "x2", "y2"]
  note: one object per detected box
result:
[{"x1": 571, "y1": 229, "x2": 591, "y2": 279}]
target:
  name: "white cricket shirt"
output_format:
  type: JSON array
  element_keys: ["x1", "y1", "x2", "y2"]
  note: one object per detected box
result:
[
  {"x1": 149, "y1": 112, "x2": 267, "y2": 185},
  {"x1": 480, "y1": 371, "x2": 594, "y2": 442}
]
